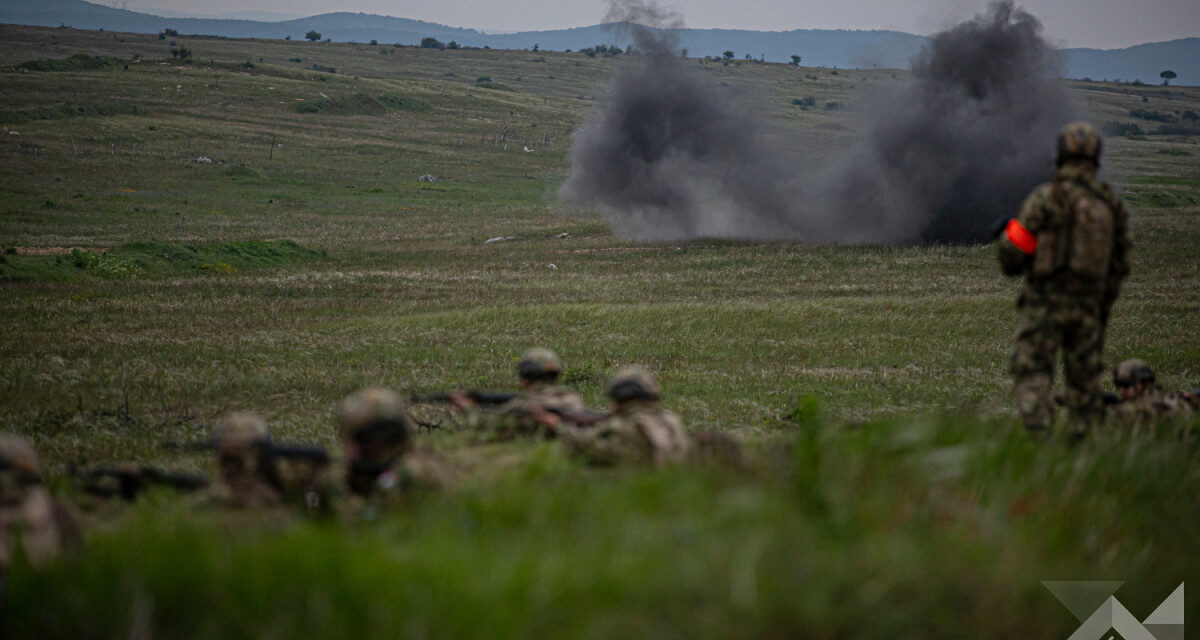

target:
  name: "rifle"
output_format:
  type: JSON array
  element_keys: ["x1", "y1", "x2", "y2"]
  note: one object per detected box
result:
[
  {"x1": 77, "y1": 465, "x2": 209, "y2": 500},
  {"x1": 545, "y1": 406, "x2": 609, "y2": 426},
  {"x1": 171, "y1": 439, "x2": 331, "y2": 466},
  {"x1": 410, "y1": 391, "x2": 519, "y2": 406},
  {"x1": 1053, "y1": 392, "x2": 1121, "y2": 407},
  {"x1": 990, "y1": 216, "x2": 1010, "y2": 239}
]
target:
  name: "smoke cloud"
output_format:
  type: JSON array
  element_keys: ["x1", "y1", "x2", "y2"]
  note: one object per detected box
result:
[{"x1": 559, "y1": 1, "x2": 1080, "y2": 244}]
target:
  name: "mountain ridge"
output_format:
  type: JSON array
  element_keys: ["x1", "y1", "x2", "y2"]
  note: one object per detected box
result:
[{"x1": 2, "y1": 0, "x2": 1195, "y2": 83}]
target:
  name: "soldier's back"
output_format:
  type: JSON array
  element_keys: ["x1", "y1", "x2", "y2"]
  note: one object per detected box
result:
[
  {"x1": 562, "y1": 402, "x2": 688, "y2": 467},
  {"x1": 489, "y1": 384, "x2": 586, "y2": 439}
]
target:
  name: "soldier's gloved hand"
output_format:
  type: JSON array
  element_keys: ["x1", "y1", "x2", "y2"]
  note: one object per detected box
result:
[
  {"x1": 529, "y1": 407, "x2": 561, "y2": 431},
  {"x1": 448, "y1": 391, "x2": 475, "y2": 411}
]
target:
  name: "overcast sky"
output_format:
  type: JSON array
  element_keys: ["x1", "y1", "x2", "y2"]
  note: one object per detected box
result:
[{"x1": 126, "y1": 0, "x2": 1200, "y2": 49}]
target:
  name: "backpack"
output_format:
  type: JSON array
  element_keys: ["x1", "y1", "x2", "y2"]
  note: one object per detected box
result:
[
  {"x1": 1034, "y1": 180, "x2": 1115, "y2": 280},
  {"x1": 1065, "y1": 182, "x2": 1116, "y2": 280}
]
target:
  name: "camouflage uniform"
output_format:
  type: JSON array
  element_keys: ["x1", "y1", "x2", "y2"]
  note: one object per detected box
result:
[
  {"x1": 337, "y1": 388, "x2": 452, "y2": 519},
  {"x1": 475, "y1": 348, "x2": 586, "y2": 439},
  {"x1": 0, "y1": 435, "x2": 80, "y2": 572},
  {"x1": 998, "y1": 122, "x2": 1131, "y2": 438},
  {"x1": 561, "y1": 367, "x2": 690, "y2": 466},
  {"x1": 198, "y1": 413, "x2": 283, "y2": 509},
  {"x1": 1108, "y1": 360, "x2": 1196, "y2": 433}
]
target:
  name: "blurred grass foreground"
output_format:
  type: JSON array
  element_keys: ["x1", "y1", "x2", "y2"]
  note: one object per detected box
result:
[{"x1": 7, "y1": 415, "x2": 1198, "y2": 639}]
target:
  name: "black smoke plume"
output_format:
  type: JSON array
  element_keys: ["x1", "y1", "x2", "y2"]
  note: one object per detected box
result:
[
  {"x1": 559, "y1": 1, "x2": 1080, "y2": 244},
  {"x1": 558, "y1": 1, "x2": 807, "y2": 239}
]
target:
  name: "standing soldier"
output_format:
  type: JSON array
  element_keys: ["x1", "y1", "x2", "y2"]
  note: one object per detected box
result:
[
  {"x1": 452, "y1": 348, "x2": 587, "y2": 439},
  {"x1": 0, "y1": 434, "x2": 80, "y2": 574},
  {"x1": 998, "y1": 122, "x2": 1132, "y2": 441},
  {"x1": 557, "y1": 367, "x2": 690, "y2": 466}
]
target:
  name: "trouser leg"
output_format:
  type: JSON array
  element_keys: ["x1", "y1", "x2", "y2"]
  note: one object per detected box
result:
[
  {"x1": 1063, "y1": 308, "x2": 1106, "y2": 439},
  {"x1": 1009, "y1": 305, "x2": 1058, "y2": 436}
]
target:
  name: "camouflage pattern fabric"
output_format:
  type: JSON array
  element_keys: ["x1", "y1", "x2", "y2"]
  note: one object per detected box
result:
[
  {"x1": 561, "y1": 400, "x2": 690, "y2": 466},
  {"x1": 199, "y1": 413, "x2": 284, "y2": 510},
  {"x1": 337, "y1": 448, "x2": 454, "y2": 520},
  {"x1": 195, "y1": 477, "x2": 283, "y2": 511},
  {"x1": 478, "y1": 382, "x2": 586, "y2": 440},
  {"x1": 1008, "y1": 297, "x2": 1107, "y2": 434},
  {"x1": 0, "y1": 435, "x2": 80, "y2": 569},
  {"x1": 1108, "y1": 388, "x2": 1197, "y2": 434},
  {"x1": 1001, "y1": 160, "x2": 1131, "y2": 436},
  {"x1": 0, "y1": 486, "x2": 80, "y2": 570}
]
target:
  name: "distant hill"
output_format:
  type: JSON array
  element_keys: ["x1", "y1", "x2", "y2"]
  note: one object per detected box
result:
[
  {"x1": 2, "y1": 0, "x2": 1196, "y2": 84},
  {"x1": 1062, "y1": 38, "x2": 1200, "y2": 85}
]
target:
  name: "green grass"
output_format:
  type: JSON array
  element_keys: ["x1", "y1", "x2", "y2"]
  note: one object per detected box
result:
[
  {"x1": 1128, "y1": 176, "x2": 1200, "y2": 187},
  {"x1": 7, "y1": 418, "x2": 1199, "y2": 639},
  {"x1": 291, "y1": 92, "x2": 431, "y2": 114},
  {"x1": 0, "y1": 239, "x2": 324, "y2": 282},
  {"x1": 14, "y1": 52, "x2": 125, "y2": 72},
  {"x1": 0, "y1": 23, "x2": 1198, "y2": 638}
]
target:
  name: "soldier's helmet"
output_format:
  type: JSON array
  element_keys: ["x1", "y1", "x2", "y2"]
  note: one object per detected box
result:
[
  {"x1": 1057, "y1": 121, "x2": 1102, "y2": 164},
  {"x1": 517, "y1": 347, "x2": 563, "y2": 381},
  {"x1": 213, "y1": 412, "x2": 269, "y2": 454},
  {"x1": 606, "y1": 366, "x2": 662, "y2": 403},
  {"x1": 339, "y1": 387, "x2": 410, "y2": 452},
  {"x1": 0, "y1": 433, "x2": 43, "y2": 484},
  {"x1": 1113, "y1": 359, "x2": 1155, "y2": 388}
]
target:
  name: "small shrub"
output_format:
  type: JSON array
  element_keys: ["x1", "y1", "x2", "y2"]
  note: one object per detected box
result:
[
  {"x1": 311, "y1": 64, "x2": 336, "y2": 73},
  {"x1": 824, "y1": 101, "x2": 842, "y2": 111},
  {"x1": 16, "y1": 54, "x2": 123, "y2": 72},
  {"x1": 200, "y1": 262, "x2": 236, "y2": 274},
  {"x1": 1129, "y1": 108, "x2": 1173, "y2": 123},
  {"x1": 289, "y1": 57, "x2": 302, "y2": 63},
  {"x1": 1101, "y1": 121, "x2": 1143, "y2": 137}
]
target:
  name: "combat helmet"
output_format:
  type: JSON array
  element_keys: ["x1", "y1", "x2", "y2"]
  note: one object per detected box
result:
[
  {"x1": 1056, "y1": 121, "x2": 1102, "y2": 165},
  {"x1": 338, "y1": 387, "x2": 411, "y2": 454},
  {"x1": 0, "y1": 433, "x2": 43, "y2": 486},
  {"x1": 1113, "y1": 359, "x2": 1155, "y2": 388},
  {"x1": 517, "y1": 348, "x2": 563, "y2": 381},
  {"x1": 213, "y1": 412, "x2": 269, "y2": 454},
  {"x1": 606, "y1": 366, "x2": 662, "y2": 403}
]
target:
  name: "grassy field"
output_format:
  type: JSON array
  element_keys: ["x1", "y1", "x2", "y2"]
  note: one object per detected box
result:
[{"x1": 1, "y1": 23, "x2": 1199, "y2": 638}]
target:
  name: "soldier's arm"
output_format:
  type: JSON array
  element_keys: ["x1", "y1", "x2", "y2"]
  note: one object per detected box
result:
[
  {"x1": 998, "y1": 187, "x2": 1049, "y2": 277},
  {"x1": 559, "y1": 421, "x2": 628, "y2": 467}
]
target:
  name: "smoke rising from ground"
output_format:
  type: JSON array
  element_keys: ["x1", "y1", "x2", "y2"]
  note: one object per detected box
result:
[{"x1": 559, "y1": 1, "x2": 1080, "y2": 244}]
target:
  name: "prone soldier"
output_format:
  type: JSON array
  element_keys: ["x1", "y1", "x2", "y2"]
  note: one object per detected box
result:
[
  {"x1": 0, "y1": 434, "x2": 80, "y2": 574},
  {"x1": 198, "y1": 412, "x2": 284, "y2": 509},
  {"x1": 449, "y1": 348, "x2": 587, "y2": 440},
  {"x1": 1108, "y1": 359, "x2": 1196, "y2": 433},
  {"x1": 998, "y1": 122, "x2": 1132, "y2": 442},
  {"x1": 557, "y1": 367, "x2": 690, "y2": 467},
  {"x1": 338, "y1": 388, "x2": 452, "y2": 518}
]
